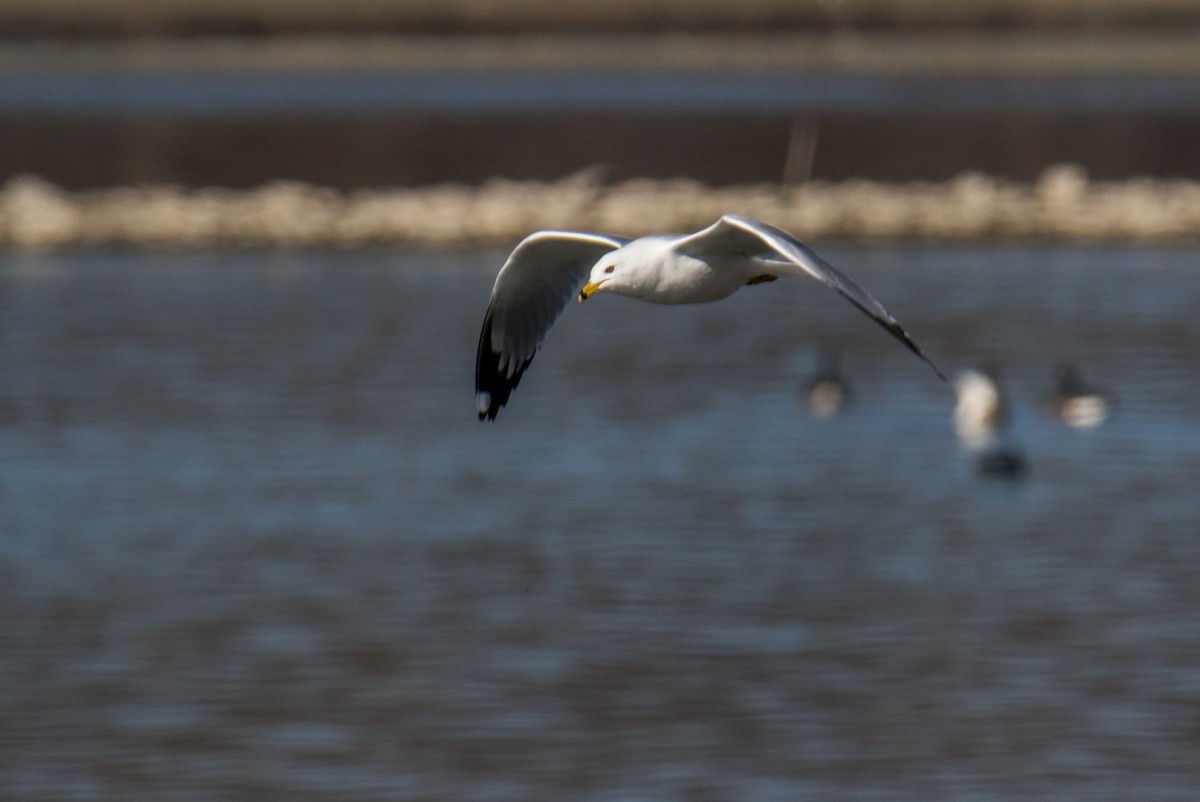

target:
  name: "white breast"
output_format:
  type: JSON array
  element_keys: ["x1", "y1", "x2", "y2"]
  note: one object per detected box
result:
[{"x1": 644, "y1": 250, "x2": 756, "y2": 305}]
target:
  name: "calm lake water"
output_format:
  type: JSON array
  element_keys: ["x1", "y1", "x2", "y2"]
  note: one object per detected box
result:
[{"x1": 1, "y1": 245, "x2": 1199, "y2": 800}]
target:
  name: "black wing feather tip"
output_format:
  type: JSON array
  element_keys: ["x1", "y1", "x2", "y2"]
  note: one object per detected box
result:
[
  {"x1": 474, "y1": 232, "x2": 626, "y2": 421},
  {"x1": 728, "y1": 216, "x2": 946, "y2": 383},
  {"x1": 844, "y1": 302, "x2": 946, "y2": 385},
  {"x1": 475, "y1": 306, "x2": 535, "y2": 421},
  {"x1": 883, "y1": 319, "x2": 948, "y2": 383}
]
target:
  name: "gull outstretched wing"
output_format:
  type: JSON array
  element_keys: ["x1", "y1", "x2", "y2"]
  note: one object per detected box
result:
[
  {"x1": 673, "y1": 215, "x2": 945, "y2": 381},
  {"x1": 476, "y1": 230, "x2": 627, "y2": 420}
]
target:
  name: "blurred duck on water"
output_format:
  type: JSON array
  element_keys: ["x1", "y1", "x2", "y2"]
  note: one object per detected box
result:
[
  {"x1": 1048, "y1": 362, "x2": 1112, "y2": 429},
  {"x1": 953, "y1": 364, "x2": 1010, "y2": 447},
  {"x1": 804, "y1": 345, "x2": 851, "y2": 419},
  {"x1": 953, "y1": 363, "x2": 1027, "y2": 479}
]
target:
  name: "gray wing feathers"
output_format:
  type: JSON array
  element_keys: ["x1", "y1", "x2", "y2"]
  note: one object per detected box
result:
[
  {"x1": 488, "y1": 231, "x2": 625, "y2": 374},
  {"x1": 676, "y1": 215, "x2": 946, "y2": 381},
  {"x1": 476, "y1": 231, "x2": 626, "y2": 420}
]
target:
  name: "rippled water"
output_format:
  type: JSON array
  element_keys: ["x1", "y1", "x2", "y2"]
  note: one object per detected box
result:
[{"x1": 1, "y1": 246, "x2": 1199, "y2": 800}]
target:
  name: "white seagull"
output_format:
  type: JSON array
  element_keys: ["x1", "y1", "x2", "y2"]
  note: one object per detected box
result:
[{"x1": 475, "y1": 215, "x2": 944, "y2": 421}]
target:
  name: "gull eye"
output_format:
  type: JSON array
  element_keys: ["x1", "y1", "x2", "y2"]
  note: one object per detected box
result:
[{"x1": 603, "y1": 265, "x2": 616, "y2": 274}]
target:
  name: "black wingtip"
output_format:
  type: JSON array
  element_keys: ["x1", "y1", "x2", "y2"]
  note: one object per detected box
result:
[
  {"x1": 910, "y1": 343, "x2": 948, "y2": 385},
  {"x1": 475, "y1": 358, "x2": 532, "y2": 422},
  {"x1": 475, "y1": 306, "x2": 534, "y2": 422},
  {"x1": 916, "y1": 347, "x2": 949, "y2": 384},
  {"x1": 881, "y1": 317, "x2": 947, "y2": 385},
  {"x1": 906, "y1": 334, "x2": 948, "y2": 385},
  {"x1": 476, "y1": 389, "x2": 508, "y2": 422}
]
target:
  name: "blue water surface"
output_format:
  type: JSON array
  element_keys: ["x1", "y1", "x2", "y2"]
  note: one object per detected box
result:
[{"x1": 1, "y1": 245, "x2": 1198, "y2": 800}]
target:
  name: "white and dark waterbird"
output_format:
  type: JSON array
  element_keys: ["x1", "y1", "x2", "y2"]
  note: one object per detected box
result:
[
  {"x1": 953, "y1": 365, "x2": 1011, "y2": 448},
  {"x1": 952, "y1": 363, "x2": 1027, "y2": 478},
  {"x1": 475, "y1": 215, "x2": 945, "y2": 421},
  {"x1": 1047, "y1": 362, "x2": 1111, "y2": 429}
]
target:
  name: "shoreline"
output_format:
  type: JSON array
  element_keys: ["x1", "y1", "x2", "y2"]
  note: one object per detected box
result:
[{"x1": 5, "y1": 166, "x2": 1200, "y2": 248}]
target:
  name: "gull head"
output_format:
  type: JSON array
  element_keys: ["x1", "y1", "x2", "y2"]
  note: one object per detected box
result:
[
  {"x1": 579, "y1": 257, "x2": 624, "y2": 301},
  {"x1": 578, "y1": 239, "x2": 664, "y2": 301}
]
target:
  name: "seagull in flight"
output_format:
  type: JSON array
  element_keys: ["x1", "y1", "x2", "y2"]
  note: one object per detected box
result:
[{"x1": 475, "y1": 214, "x2": 944, "y2": 421}]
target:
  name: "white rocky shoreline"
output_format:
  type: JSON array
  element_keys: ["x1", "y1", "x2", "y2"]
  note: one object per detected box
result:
[{"x1": 4, "y1": 164, "x2": 1199, "y2": 248}]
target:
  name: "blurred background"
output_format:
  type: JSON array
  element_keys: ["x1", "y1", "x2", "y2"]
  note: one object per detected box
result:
[
  {"x1": 2, "y1": 2, "x2": 1200, "y2": 800},
  {"x1": 5, "y1": 0, "x2": 1200, "y2": 190}
]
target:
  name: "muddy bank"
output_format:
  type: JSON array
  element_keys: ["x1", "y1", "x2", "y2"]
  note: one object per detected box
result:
[{"x1": 4, "y1": 165, "x2": 1199, "y2": 247}]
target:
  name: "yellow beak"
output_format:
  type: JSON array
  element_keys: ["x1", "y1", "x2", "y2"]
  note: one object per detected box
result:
[{"x1": 578, "y1": 280, "x2": 603, "y2": 301}]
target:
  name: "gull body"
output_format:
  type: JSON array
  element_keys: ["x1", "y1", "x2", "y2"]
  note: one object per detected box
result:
[
  {"x1": 476, "y1": 215, "x2": 944, "y2": 421},
  {"x1": 577, "y1": 234, "x2": 764, "y2": 305}
]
